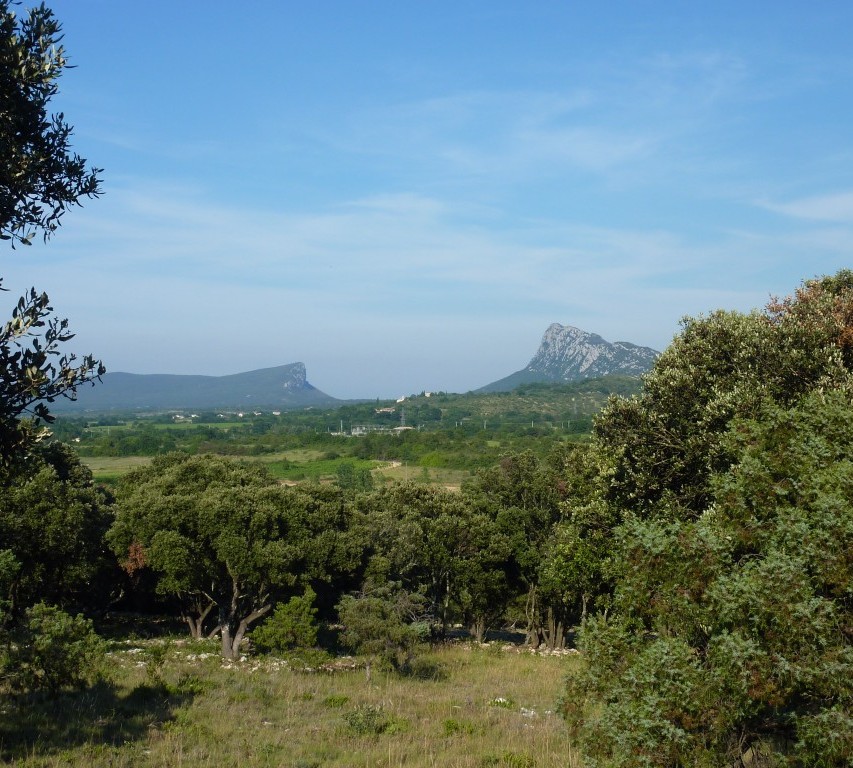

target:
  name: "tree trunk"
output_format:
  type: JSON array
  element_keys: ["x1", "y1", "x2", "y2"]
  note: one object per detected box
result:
[
  {"x1": 442, "y1": 573, "x2": 452, "y2": 638},
  {"x1": 553, "y1": 619, "x2": 564, "y2": 649},
  {"x1": 524, "y1": 586, "x2": 541, "y2": 647},
  {"x1": 232, "y1": 604, "x2": 271, "y2": 657},
  {"x1": 221, "y1": 619, "x2": 235, "y2": 659},
  {"x1": 546, "y1": 607, "x2": 557, "y2": 650},
  {"x1": 183, "y1": 598, "x2": 215, "y2": 639},
  {"x1": 219, "y1": 602, "x2": 271, "y2": 660}
]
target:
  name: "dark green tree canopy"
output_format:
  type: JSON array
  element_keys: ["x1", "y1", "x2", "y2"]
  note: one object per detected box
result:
[
  {"x1": 0, "y1": 440, "x2": 114, "y2": 622},
  {"x1": 565, "y1": 272, "x2": 853, "y2": 767},
  {"x1": 595, "y1": 271, "x2": 853, "y2": 518},
  {"x1": 109, "y1": 454, "x2": 334, "y2": 659},
  {"x1": 0, "y1": 0, "x2": 106, "y2": 695},
  {"x1": 0, "y1": 0, "x2": 101, "y2": 246}
]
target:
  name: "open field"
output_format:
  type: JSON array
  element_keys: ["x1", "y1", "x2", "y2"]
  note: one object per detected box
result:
[
  {"x1": 1, "y1": 639, "x2": 582, "y2": 768},
  {"x1": 84, "y1": 421, "x2": 246, "y2": 432},
  {"x1": 80, "y1": 455, "x2": 153, "y2": 483},
  {"x1": 374, "y1": 463, "x2": 473, "y2": 489}
]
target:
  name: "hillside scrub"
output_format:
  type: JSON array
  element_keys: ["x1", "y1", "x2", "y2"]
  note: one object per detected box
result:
[{"x1": 565, "y1": 272, "x2": 853, "y2": 767}]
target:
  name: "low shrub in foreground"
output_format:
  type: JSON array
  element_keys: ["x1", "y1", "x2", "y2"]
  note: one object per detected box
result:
[{"x1": 7, "y1": 602, "x2": 106, "y2": 693}]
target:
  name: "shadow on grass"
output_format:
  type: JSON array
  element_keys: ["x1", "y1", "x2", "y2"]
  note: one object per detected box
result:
[{"x1": 0, "y1": 678, "x2": 197, "y2": 762}]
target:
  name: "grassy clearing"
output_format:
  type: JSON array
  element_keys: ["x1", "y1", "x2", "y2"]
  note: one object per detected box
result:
[
  {"x1": 375, "y1": 464, "x2": 473, "y2": 489},
  {"x1": 1, "y1": 640, "x2": 582, "y2": 768},
  {"x1": 263, "y1": 456, "x2": 379, "y2": 482},
  {"x1": 84, "y1": 421, "x2": 244, "y2": 432},
  {"x1": 81, "y1": 456, "x2": 153, "y2": 484}
]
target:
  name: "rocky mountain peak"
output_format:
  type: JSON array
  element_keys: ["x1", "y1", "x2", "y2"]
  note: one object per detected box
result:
[
  {"x1": 477, "y1": 323, "x2": 660, "y2": 392},
  {"x1": 526, "y1": 323, "x2": 659, "y2": 380}
]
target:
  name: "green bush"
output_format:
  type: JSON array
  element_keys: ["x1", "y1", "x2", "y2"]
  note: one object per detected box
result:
[
  {"x1": 480, "y1": 752, "x2": 535, "y2": 768},
  {"x1": 344, "y1": 704, "x2": 394, "y2": 735},
  {"x1": 323, "y1": 693, "x2": 350, "y2": 708},
  {"x1": 443, "y1": 717, "x2": 476, "y2": 736},
  {"x1": 571, "y1": 390, "x2": 853, "y2": 766},
  {"x1": 337, "y1": 586, "x2": 427, "y2": 675},
  {"x1": 252, "y1": 587, "x2": 319, "y2": 654},
  {"x1": 9, "y1": 603, "x2": 106, "y2": 693}
]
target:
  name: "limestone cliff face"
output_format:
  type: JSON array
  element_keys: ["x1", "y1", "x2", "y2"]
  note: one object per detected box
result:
[
  {"x1": 478, "y1": 324, "x2": 659, "y2": 392},
  {"x1": 525, "y1": 323, "x2": 659, "y2": 380}
]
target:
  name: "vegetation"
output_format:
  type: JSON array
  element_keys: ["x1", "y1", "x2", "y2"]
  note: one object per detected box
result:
[
  {"x1": 563, "y1": 273, "x2": 853, "y2": 767},
  {"x1": 52, "y1": 377, "x2": 636, "y2": 490},
  {"x1": 0, "y1": 637, "x2": 579, "y2": 767},
  {"x1": 0, "y1": 0, "x2": 106, "y2": 700},
  {"x1": 0, "y1": 0, "x2": 103, "y2": 465},
  {"x1": 4, "y1": 272, "x2": 850, "y2": 767},
  {"x1": 0, "y1": 3, "x2": 849, "y2": 765}
]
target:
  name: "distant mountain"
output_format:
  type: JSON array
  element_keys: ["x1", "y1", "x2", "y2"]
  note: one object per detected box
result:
[
  {"x1": 479, "y1": 324, "x2": 660, "y2": 393},
  {"x1": 54, "y1": 362, "x2": 339, "y2": 412}
]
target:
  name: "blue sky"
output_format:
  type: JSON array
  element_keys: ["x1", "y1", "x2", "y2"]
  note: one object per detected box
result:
[{"x1": 5, "y1": 1, "x2": 853, "y2": 398}]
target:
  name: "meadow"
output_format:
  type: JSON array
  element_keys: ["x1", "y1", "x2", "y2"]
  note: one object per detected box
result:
[{"x1": 1, "y1": 637, "x2": 581, "y2": 768}]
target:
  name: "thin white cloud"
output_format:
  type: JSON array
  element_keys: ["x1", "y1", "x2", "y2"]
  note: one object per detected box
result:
[{"x1": 760, "y1": 192, "x2": 853, "y2": 223}]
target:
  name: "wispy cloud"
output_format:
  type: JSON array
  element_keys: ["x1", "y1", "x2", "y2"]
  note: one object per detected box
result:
[
  {"x1": 6, "y1": 176, "x2": 825, "y2": 396},
  {"x1": 760, "y1": 191, "x2": 853, "y2": 222}
]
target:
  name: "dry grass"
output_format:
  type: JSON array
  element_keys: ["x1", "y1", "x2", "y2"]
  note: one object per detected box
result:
[
  {"x1": 374, "y1": 465, "x2": 473, "y2": 490},
  {"x1": 1, "y1": 640, "x2": 583, "y2": 767}
]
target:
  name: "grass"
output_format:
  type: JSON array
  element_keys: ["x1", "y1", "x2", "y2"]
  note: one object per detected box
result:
[
  {"x1": 80, "y1": 456, "x2": 152, "y2": 484},
  {"x1": 84, "y1": 421, "x2": 244, "y2": 432},
  {"x1": 0, "y1": 639, "x2": 583, "y2": 767},
  {"x1": 263, "y1": 456, "x2": 379, "y2": 482},
  {"x1": 375, "y1": 465, "x2": 473, "y2": 489}
]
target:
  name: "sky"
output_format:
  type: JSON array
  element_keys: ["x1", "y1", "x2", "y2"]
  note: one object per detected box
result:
[{"x1": 4, "y1": 1, "x2": 853, "y2": 399}]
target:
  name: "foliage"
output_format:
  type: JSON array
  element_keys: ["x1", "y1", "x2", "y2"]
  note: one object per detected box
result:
[
  {"x1": 108, "y1": 454, "x2": 295, "y2": 658},
  {"x1": 0, "y1": 282, "x2": 105, "y2": 469},
  {"x1": 344, "y1": 703, "x2": 406, "y2": 736},
  {"x1": 252, "y1": 587, "x2": 319, "y2": 654},
  {"x1": 595, "y1": 272, "x2": 853, "y2": 519},
  {"x1": 0, "y1": 441, "x2": 114, "y2": 617},
  {"x1": 0, "y1": 0, "x2": 106, "y2": 700},
  {"x1": 6, "y1": 602, "x2": 106, "y2": 693},
  {"x1": 464, "y1": 449, "x2": 569, "y2": 644},
  {"x1": 336, "y1": 460, "x2": 374, "y2": 491},
  {"x1": 567, "y1": 275, "x2": 853, "y2": 767},
  {"x1": 0, "y1": 0, "x2": 101, "y2": 247},
  {"x1": 0, "y1": 0, "x2": 104, "y2": 467},
  {"x1": 337, "y1": 584, "x2": 429, "y2": 676},
  {"x1": 58, "y1": 375, "x2": 636, "y2": 479},
  {"x1": 354, "y1": 483, "x2": 513, "y2": 641}
]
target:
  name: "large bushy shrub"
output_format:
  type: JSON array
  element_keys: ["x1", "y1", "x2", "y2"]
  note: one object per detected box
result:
[
  {"x1": 7, "y1": 603, "x2": 106, "y2": 693},
  {"x1": 565, "y1": 274, "x2": 853, "y2": 767}
]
